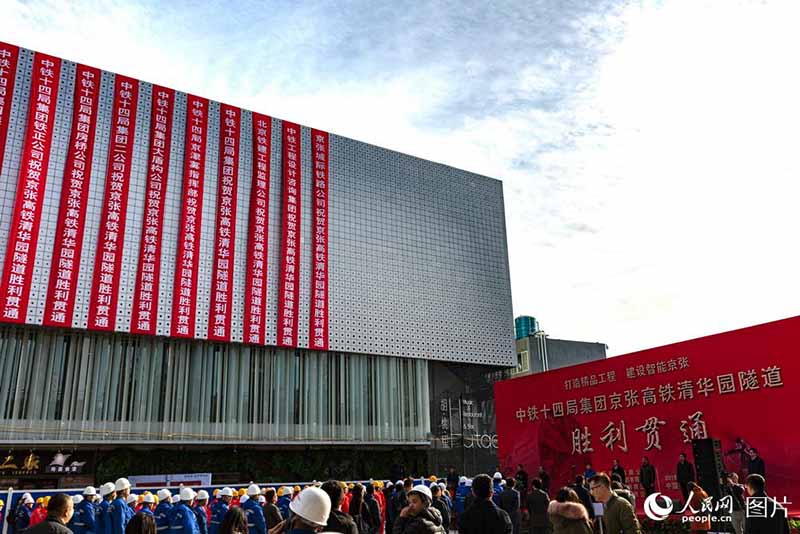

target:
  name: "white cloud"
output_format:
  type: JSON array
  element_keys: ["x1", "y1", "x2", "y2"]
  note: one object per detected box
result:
[{"x1": 2, "y1": 0, "x2": 799, "y2": 356}]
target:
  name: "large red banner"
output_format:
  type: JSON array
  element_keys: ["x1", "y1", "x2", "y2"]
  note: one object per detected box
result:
[
  {"x1": 207, "y1": 104, "x2": 240, "y2": 341},
  {"x1": 277, "y1": 121, "x2": 301, "y2": 348},
  {"x1": 0, "y1": 53, "x2": 61, "y2": 324},
  {"x1": 243, "y1": 113, "x2": 271, "y2": 345},
  {"x1": 87, "y1": 75, "x2": 139, "y2": 331},
  {"x1": 171, "y1": 95, "x2": 209, "y2": 338},
  {"x1": 0, "y1": 42, "x2": 19, "y2": 177},
  {"x1": 309, "y1": 129, "x2": 329, "y2": 350},
  {"x1": 495, "y1": 316, "x2": 800, "y2": 511},
  {"x1": 130, "y1": 86, "x2": 175, "y2": 335},
  {"x1": 43, "y1": 64, "x2": 101, "y2": 327}
]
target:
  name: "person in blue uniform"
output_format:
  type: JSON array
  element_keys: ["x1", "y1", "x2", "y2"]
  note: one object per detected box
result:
[
  {"x1": 208, "y1": 487, "x2": 232, "y2": 534},
  {"x1": 155, "y1": 490, "x2": 173, "y2": 534},
  {"x1": 193, "y1": 491, "x2": 209, "y2": 534},
  {"x1": 97, "y1": 483, "x2": 116, "y2": 534},
  {"x1": 169, "y1": 488, "x2": 199, "y2": 534},
  {"x1": 140, "y1": 494, "x2": 156, "y2": 516},
  {"x1": 72, "y1": 487, "x2": 98, "y2": 534},
  {"x1": 110, "y1": 478, "x2": 134, "y2": 534},
  {"x1": 241, "y1": 485, "x2": 266, "y2": 534},
  {"x1": 15, "y1": 495, "x2": 34, "y2": 532}
]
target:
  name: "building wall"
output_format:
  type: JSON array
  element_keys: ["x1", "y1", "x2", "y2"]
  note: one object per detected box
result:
[
  {"x1": 0, "y1": 43, "x2": 514, "y2": 366},
  {"x1": 0, "y1": 325, "x2": 430, "y2": 444},
  {"x1": 514, "y1": 336, "x2": 607, "y2": 376}
]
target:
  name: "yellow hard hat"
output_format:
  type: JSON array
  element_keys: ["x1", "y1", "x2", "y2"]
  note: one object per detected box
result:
[
  {"x1": 238, "y1": 489, "x2": 246, "y2": 496},
  {"x1": 44, "y1": 496, "x2": 51, "y2": 505},
  {"x1": 293, "y1": 485, "x2": 300, "y2": 493},
  {"x1": 137, "y1": 495, "x2": 144, "y2": 503},
  {"x1": 339, "y1": 481, "x2": 347, "y2": 490},
  {"x1": 153, "y1": 496, "x2": 159, "y2": 505},
  {"x1": 276, "y1": 487, "x2": 284, "y2": 497},
  {"x1": 36, "y1": 497, "x2": 44, "y2": 505},
  {"x1": 429, "y1": 475, "x2": 437, "y2": 482},
  {"x1": 213, "y1": 489, "x2": 220, "y2": 497}
]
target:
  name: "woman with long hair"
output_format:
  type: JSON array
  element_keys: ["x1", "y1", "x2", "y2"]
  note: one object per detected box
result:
[
  {"x1": 219, "y1": 506, "x2": 248, "y2": 534},
  {"x1": 125, "y1": 513, "x2": 157, "y2": 534},
  {"x1": 547, "y1": 487, "x2": 592, "y2": 534}
]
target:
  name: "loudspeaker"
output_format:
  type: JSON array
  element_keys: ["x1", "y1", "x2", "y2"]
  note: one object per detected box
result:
[{"x1": 692, "y1": 438, "x2": 724, "y2": 498}]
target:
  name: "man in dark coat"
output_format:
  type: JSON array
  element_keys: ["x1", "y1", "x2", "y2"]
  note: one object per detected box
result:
[
  {"x1": 498, "y1": 479, "x2": 521, "y2": 534},
  {"x1": 639, "y1": 457, "x2": 656, "y2": 496},
  {"x1": 261, "y1": 489, "x2": 282, "y2": 531},
  {"x1": 525, "y1": 478, "x2": 550, "y2": 534},
  {"x1": 570, "y1": 476, "x2": 595, "y2": 520},
  {"x1": 748, "y1": 449, "x2": 766, "y2": 477},
  {"x1": 430, "y1": 485, "x2": 450, "y2": 533},
  {"x1": 611, "y1": 459, "x2": 626, "y2": 485},
  {"x1": 458, "y1": 474, "x2": 512, "y2": 534},
  {"x1": 393, "y1": 485, "x2": 445, "y2": 534},
  {"x1": 515, "y1": 465, "x2": 529, "y2": 504},
  {"x1": 321, "y1": 481, "x2": 358, "y2": 534},
  {"x1": 22, "y1": 494, "x2": 73, "y2": 534},
  {"x1": 744, "y1": 474, "x2": 789, "y2": 534},
  {"x1": 676, "y1": 453, "x2": 696, "y2": 502},
  {"x1": 536, "y1": 467, "x2": 550, "y2": 495}
]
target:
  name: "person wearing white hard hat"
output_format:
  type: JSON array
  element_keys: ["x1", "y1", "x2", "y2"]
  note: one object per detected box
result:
[
  {"x1": 193, "y1": 490, "x2": 209, "y2": 534},
  {"x1": 171, "y1": 495, "x2": 181, "y2": 505},
  {"x1": 209, "y1": 489, "x2": 232, "y2": 534},
  {"x1": 140, "y1": 493, "x2": 156, "y2": 516},
  {"x1": 72, "y1": 487, "x2": 99, "y2": 534},
  {"x1": 110, "y1": 478, "x2": 134, "y2": 534},
  {"x1": 14, "y1": 494, "x2": 35, "y2": 532},
  {"x1": 98, "y1": 483, "x2": 117, "y2": 534},
  {"x1": 454, "y1": 476, "x2": 470, "y2": 525},
  {"x1": 393, "y1": 484, "x2": 445, "y2": 534},
  {"x1": 241, "y1": 485, "x2": 266, "y2": 534},
  {"x1": 283, "y1": 487, "x2": 331, "y2": 533},
  {"x1": 154, "y1": 490, "x2": 173, "y2": 534},
  {"x1": 168, "y1": 487, "x2": 199, "y2": 534}
]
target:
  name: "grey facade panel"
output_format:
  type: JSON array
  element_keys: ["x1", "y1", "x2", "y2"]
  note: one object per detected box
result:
[{"x1": 0, "y1": 45, "x2": 514, "y2": 366}]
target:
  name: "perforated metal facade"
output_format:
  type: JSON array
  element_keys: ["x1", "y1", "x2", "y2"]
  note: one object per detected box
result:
[{"x1": 0, "y1": 45, "x2": 514, "y2": 366}]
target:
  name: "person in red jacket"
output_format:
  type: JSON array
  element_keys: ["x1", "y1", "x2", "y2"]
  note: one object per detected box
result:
[
  {"x1": 373, "y1": 482, "x2": 386, "y2": 534},
  {"x1": 29, "y1": 498, "x2": 48, "y2": 527}
]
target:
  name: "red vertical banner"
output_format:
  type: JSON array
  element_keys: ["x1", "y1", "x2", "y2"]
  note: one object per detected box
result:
[
  {"x1": 0, "y1": 53, "x2": 61, "y2": 324},
  {"x1": 309, "y1": 129, "x2": 329, "y2": 350},
  {"x1": 42, "y1": 64, "x2": 101, "y2": 327},
  {"x1": 171, "y1": 95, "x2": 209, "y2": 338},
  {"x1": 130, "y1": 86, "x2": 175, "y2": 335},
  {"x1": 207, "y1": 104, "x2": 240, "y2": 341},
  {"x1": 243, "y1": 113, "x2": 271, "y2": 344},
  {"x1": 276, "y1": 121, "x2": 301, "y2": 347},
  {"x1": 0, "y1": 42, "x2": 19, "y2": 175},
  {"x1": 86, "y1": 75, "x2": 139, "y2": 331}
]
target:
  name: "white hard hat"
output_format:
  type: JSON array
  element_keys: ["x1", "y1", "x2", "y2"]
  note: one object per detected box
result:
[
  {"x1": 83, "y1": 486, "x2": 97, "y2": 496},
  {"x1": 395, "y1": 480, "x2": 403, "y2": 486},
  {"x1": 493, "y1": 472, "x2": 502, "y2": 480},
  {"x1": 143, "y1": 494, "x2": 155, "y2": 504},
  {"x1": 157, "y1": 489, "x2": 171, "y2": 502},
  {"x1": 115, "y1": 478, "x2": 131, "y2": 491},
  {"x1": 289, "y1": 487, "x2": 331, "y2": 527},
  {"x1": 197, "y1": 490, "x2": 209, "y2": 501},
  {"x1": 126, "y1": 494, "x2": 137, "y2": 505},
  {"x1": 22, "y1": 493, "x2": 32, "y2": 501},
  {"x1": 219, "y1": 487, "x2": 234, "y2": 497},
  {"x1": 73, "y1": 495, "x2": 84, "y2": 504},
  {"x1": 459, "y1": 476, "x2": 467, "y2": 484},
  {"x1": 171, "y1": 495, "x2": 180, "y2": 504},
  {"x1": 99, "y1": 483, "x2": 115, "y2": 497},
  {"x1": 386, "y1": 481, "x2": 394, "y2": 488},
  {"x1": 409, "y1": 485, "x2": 432, "y2": 504},
  {"x1": 22, "y1": 495, "x2": 34, "y2": 504},
  {"x1": 180, "y1": 487, "x2": 197, "y2": 501},
  {"x1": 258, "y1": 496, "x2": 266, "y2": 504},
  {"x1": 283, "y1": 486, "x2": 293, "y2": 496},
  {"x1": 240, "y1": 495, "x2": 249, "y2": 503},
  {"x1": 438, "y1": 482, "x2": 446, "y2": 490},
  {"x1": 247, "y1": 484, "x2": 260, "y2": 497},
  {"x1": 465, "y1": 479, "x2": 473, "y2": 487},
  {"x1": 500, "y1": 480, "x2": 506, "y2": 486}
]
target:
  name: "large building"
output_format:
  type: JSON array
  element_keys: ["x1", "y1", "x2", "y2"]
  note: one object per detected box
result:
[{"x1": 0, "y1": 42, "x2": 514, "y2": 487}]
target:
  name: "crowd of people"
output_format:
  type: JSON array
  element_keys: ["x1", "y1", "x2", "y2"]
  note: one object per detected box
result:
[{"x1": 0, "y1": 465, "x2": 790, "y2": 534}]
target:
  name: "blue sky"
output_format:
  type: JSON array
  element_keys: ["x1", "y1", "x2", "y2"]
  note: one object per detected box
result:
[{"x1": 3, "y1": 0, "x2": 800, "y2": 355}]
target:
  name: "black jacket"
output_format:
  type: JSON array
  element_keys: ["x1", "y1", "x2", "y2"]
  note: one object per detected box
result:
[
  {"x1": 639, "y1": 464, "x2": 656, "y2": 489},
  {"x1": 20, "y1": 518, "x2": 71, "y2": 534},
  {"x1": 570, "y1": 484, "x2": 595, "y2": 519},
  {"x1": 611, "y1": 465, "x2": 626, "y2": 484},
  {"x1": 498, "y1": 488, "x2": 520, "y2": 524},
  {"x1": 392, "y1": 507, "x2": 445, "y2": 534},
  {"x1": 431, "y1": 497, "x2": 450, "y2": 532},
  {"x1": 325, "y1": 509, "x2": 359, "y2": 534},
  {"x1": 748, "y1": 456, "x2": 766, "y2": 477},
  {"x1": 676, "y1": 460, "x2": 695, "y2": 485},
  {"x1": 458, "y1": 499, "x2": 512, "y2": 534},
  {"x1": 526, "y1": 489, "x2": 551, "y2": 529},
  {"x1": 515, "y1": 470, "x2": 529, "y2": 492},
  {"x1": 537, "y1": 471, "x2": 551, "y2": 493},
  {"x1": 744, "y1": 491, "x2": 789, "y2": 534}
]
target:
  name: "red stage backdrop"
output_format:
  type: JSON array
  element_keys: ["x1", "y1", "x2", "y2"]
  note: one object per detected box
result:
[{"x1": 495, "y1": 316, "x2": 800, "y2": 512}]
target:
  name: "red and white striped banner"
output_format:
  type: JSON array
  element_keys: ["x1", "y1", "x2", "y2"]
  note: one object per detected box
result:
[
  {"x1": 130, "y1": 86, "x2": 175, "y2": 335},
  {"x1": 0, "y1": 42, "x2": 19, "y2": 176},
  {"x1": 171, "y1": 95, "x2": 209, "y2": 338},
  {"x1": 42, "y1": 64, "x2": 101, "y2": 327},
  {"x1": 277, "y1": 121, "x2": 301, "y2": 347},
  {"x1": 87, "y1": 75, "x2": 139, "y2": 331},
  {"x1": 0, "y1": 52, "x2": 61, "y2": 323},
  {"x1": 207, "y1": 104, "x2": 240, "y2": 341},
  {"x1": 243, "y1": 113, "x2": 271, "y2": 344},
  {"x1": 309, "y1": 129, "x2": 329, "y2": 350}
]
